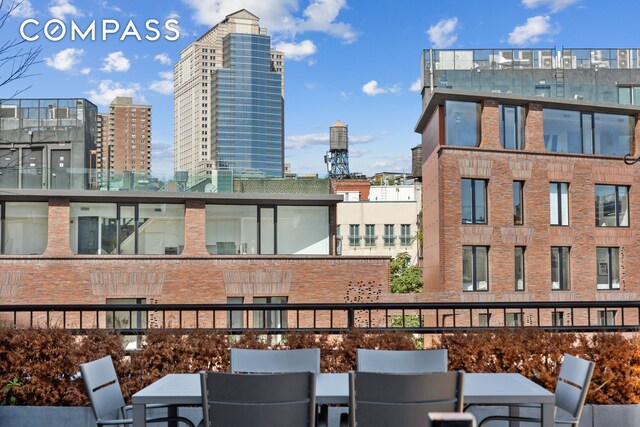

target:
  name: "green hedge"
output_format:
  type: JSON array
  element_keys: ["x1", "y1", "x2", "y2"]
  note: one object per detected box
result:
[{"x1": 1, "y1": 328, "x2": 638, "y2": 406}]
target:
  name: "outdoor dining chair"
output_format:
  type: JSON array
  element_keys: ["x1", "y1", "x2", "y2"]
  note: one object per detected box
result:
[
  {"x1": 230, "y1": 348, "x2": 321, "y2": 374},
  {"x1": 80, "y1": 355, "x2": 196, "y2": 427},
  {"x1": 357, "y1": 348, "x2": 448, "y2": 373},
  {"x1": 477, "y1": 353, "x2": 595, "y2": 426},
  {"x1": 342, "y1": 370, "x2": 464, "y2": 427},
  {"x1": 200, "y1": 371, "x2": 316, "y2": 427}
]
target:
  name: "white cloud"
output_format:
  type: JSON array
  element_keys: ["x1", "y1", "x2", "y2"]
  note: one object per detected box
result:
[
  {"x1": 154, "y1": 53, "x2": 172, "y2": 65},
  {"x1": 97, "y1": 0, "x2": 122, "y2": 13},
  {"x1": 362, "y1": 80, "x2": 400, "y2": 96},
  {"x1": 9, "y1": 0, "x2": 35, "y2": 18},
  {"x1": 427, "y1": 17, "x2": 459, "y2": 48},
  {"x1": 370, "y1": 155, "x2": 411, "y2": 172},
  {"x1": 522, "y1": 0, "x2": 578, "y2": 13},
  {"x1": 49, "y1": 0, "x2": 82, "y2": 20},
  {"x1": 44, "y1": 48, "x2": 84, "y2": 71},
  {"x1": 101, "y1": 51, "x2": 131, "y2": 72},
  {"x1": 149, "y1": 71, "x2": 173, "y2": 95},
  {"x1": 349, "y1": 147, "x2": 370, "y2": 158},
  {"x1": 274, "y1": 40, "x2": 317, "y2": 61},
  {"x1": 339, "y1": 91, "x2": 352, "y2": 100},
  {"x1": 410, "y1": 78, "x2": 422, "y2": 93},
  {"x1": 80, "y1": 67, "x2": 91, "y2": 75},
  {"x1": 86, "y1": 80, "x2": 144, "y2": 107},
  {"x1": 181, "y1": 0, "x2": 357, "y2": 43},
  {"x1": 508, "y1": 15, "x2": 551, "y2": 45},
  {"x1": 286, "y1": 132, "x2": 374, "y2": 149}
]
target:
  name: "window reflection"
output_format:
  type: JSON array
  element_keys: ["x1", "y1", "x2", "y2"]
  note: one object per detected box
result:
[{"x1": 445, "y1": 101, "x2": 480, "y2": 147}]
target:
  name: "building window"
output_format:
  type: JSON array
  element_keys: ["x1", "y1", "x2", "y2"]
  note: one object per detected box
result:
[
  {"x1": 400, "y1": 224, "x2": 412, "y2": 246},
  {"x1": 349, "y1": 224, "x2": 360, "y2": 247},
  {"x1": 549, "y1": 182, "x2": 569, "y2": 226},
  {"x1": 383, "y1": 224, "x2": 395, "y2": 247},
  {"x1": 596, "y1": 247, "x2": 620, "y2": 290},
  {"x1": 515, "y1": 246, "x2": 525, "y2": 291},
  {"x1": 1, "y1": 202, "x2": 48, "y2": 255},
  {"x1": 551, "y1": 246, "x2": 570, "y2": 290},
  {"x1": 462, "y1": 246, "x2": 488, "y2": 291},
  {"x1": 277, "y1": 206, "x2": 329, "y2": 254},
  {"x1": 462, "y1": 179, "x2": 487, "y2": 224},
  {"x1": 552, "y1": 311, "x2": 564, "y2": 327},
  {"x1": 478, "y1": 313, "x2": 491, "y2": 327},
  {"x1": 618, "y1": 86, "x2": 640, "y2": 105},
  {"x1": 70, "y1": 203, "x2": 185, "y2": 255},
  {"x1": 513, "y1": 181, "x2": 524, "y2": 225},
  {"x1": 500, "y1": 105, "x2": 525, "y2": 150},
  {"x1": 506, "y1": 312, "x2": 523, "y2": 327},
  {"x1": 253, "y1": 296, "x2": 287, "y2": 329},
  {"x1": 364, "y1": 224, "x2": 376, "y2": 247},
  {"x1": 445, "y1": 100, "x2": 480, "y2": 147},
  {"x1": 227, "y1": 297, "x2": 244, "y2": 329},
  {"x1": 544, "y1": 108, "x2": 633, "y2": 157},
  {"x1": 106, "y1": 298, "x2": 146, "y2": 350},
  {"x1": 598, "y1": 310, "x2": 616, "y2": 326},
  {"x1": 595, "y1": 185, "x2": 629, "y2": 227}
]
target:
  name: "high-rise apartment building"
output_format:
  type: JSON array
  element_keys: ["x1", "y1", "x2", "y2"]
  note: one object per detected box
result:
[
  {"x1": 98, "y1": 97, "x2": 152, "y2": 176},
  {"x1": 174, "y1": 9, "x2": 284, "y2": 181},
  {"x1": 416, "y1": 48, "x2": 640, "y2": 321}
]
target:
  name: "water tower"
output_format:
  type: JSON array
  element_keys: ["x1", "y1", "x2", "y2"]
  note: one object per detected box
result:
[{"x1": 324, "y1": 120, "x2": 350, "y2": 178}]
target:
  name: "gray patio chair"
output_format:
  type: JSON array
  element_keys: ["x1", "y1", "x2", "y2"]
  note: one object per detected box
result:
[
  {"x1": 341, "y1": 370, "x2": 464, "y2": 427},
  {"x1": 200, "y1": 371, "x2": 316, "y2": 427},
  {"x1": 80, "y1": 355, "x2": 195, "y2": 427},
  {"x1": 230, "y1": 348, "x2": 321, "y2": 374},
  {"x1": 357, "y1": 348, "x2": 448, "y2": 373},
  {"x1": 477, "y1": 354, "x2": 595, "y2": 426}
]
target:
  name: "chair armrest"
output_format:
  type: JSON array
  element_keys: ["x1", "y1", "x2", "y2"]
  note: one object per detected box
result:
[{"x1": 96, "y1": 416, "x2": 196, "y2": 427}]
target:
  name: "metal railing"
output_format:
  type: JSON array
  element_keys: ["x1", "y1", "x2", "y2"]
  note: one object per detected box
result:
[{"x1": 1, "y1": 301, "x2": 638, "y2": 335}]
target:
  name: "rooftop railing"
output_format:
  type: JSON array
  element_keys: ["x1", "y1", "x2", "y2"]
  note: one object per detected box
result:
[{"x1": 1, "y1": 301, "x2": 638, "y2": 335}]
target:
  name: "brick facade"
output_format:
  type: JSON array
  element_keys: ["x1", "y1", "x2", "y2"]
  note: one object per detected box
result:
[
  {"x1": 420, "y1": 94, "x2": 640, "y2": 308},
  {"x1": 0, "y1": 195, "x2": 389, "y2": 311}
]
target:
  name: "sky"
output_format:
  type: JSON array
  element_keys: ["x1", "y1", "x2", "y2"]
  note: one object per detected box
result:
[{"x1": 1, "y1": 0, "x2": 639, "y2": 180}]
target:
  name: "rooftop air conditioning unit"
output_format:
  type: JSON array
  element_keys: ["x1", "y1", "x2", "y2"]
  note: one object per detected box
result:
[
  {"x1": 617, "y1": 49, "x2": 632, "y2": 69},
  {"x1": 538, "y1": 50, "x2": 553, "y2": 69},
  {"x1": 560, "y1": 52, "x2": 576, "y2": 69},
  {"x1": 0, "y1": 105, "x2": 17, "y2": 118}
]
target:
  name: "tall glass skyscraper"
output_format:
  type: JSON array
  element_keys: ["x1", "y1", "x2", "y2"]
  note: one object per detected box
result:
[{"x1": 211, "y1": 33, "x2": 284, "y2": 177}]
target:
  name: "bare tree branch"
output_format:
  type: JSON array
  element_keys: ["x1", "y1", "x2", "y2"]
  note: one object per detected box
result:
[{"x1": 0, "y1": 0, "x2": 42, "y2": 98}]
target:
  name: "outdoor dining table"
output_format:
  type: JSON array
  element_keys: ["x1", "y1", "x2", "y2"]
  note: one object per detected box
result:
[{"x1": 132, "y1": 372, "x2": 555, "y2": 427}]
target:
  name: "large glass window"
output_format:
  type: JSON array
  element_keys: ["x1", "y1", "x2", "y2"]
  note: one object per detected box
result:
[
  {"x1": 513, "y1": 181, "x2": 524, "y2": 225},
  {"x1": 595, "y1": 185, "x2": 629, "y2": 227},
  {"x1": 105, "y1": 298, "x2": 146, "y2": 350},
  {"x1": 253, "y1": 296, "x2": 287, "y2": 329},
  {"x1": 462, "y1": 246, "x2": 488, "y2": 291},
  {"x1": 500, "y1": 105, "x2": 525, "y2": 150},
  {"x1": 383, "y1": 224, "x2": 395, "y2": 247},
  {"x1": 594, "y1": 113, "x2": 634, "y2": 157},
  {"x1": 544, "y1": 108, "x2": 634, "y2": 156},
  {"x1": 70, "y1": 203, "x2": 185, "y2": 255},
  {"x1": 349, "y1": 224, "x2": 360, "y2": 247},
  {"x1": 2, "y1": 202, "x2": 48, "y2": 255},
  {"x1": 227, "y1": 297, "x2": 244, "y2": 329},
  {"x1": 515, "y1": 247, "x2": 525, "y2": 291},
  {"x1": 277, "y1": 206, "x2": 329, "y2": 254},
  {"x1": 598, "y1": 310, "x2": 616, "y2": 326},
  {"x1": 445, "y1": 100, "x2": 480, "y2": 147},
  {"x1": 462, "y1": 179, "x2": 487, "y2": 224},
  {"x1": 550, "y1": 182, "x2": 569, "y2": 226},
  {"x1": 206, "y1": 205, "x2": 257, "y2": 254},
  {"x1": 551, "y1": 246, "x2": 570, "y2": 290},
  {"x1": 597, "y1": 247, "x2": 620, "y2": 290},
  {"x1": 400, "y1": 224, "x2": 412, "y2": 246},
  {"x1": 364, "y1": 224, "x2": 376, "y2": 247}
]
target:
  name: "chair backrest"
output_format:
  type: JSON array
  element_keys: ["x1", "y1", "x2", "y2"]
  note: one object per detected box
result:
[
  {"x1": 357, "y1": 348, "x2": 448, "y2": 373},
  {"x1": 200, "y1": 371, "x2": 316, "y2": 427},
  {"x1": 230, "y1": 348, "x2": 321, "y2": 374},
  {"x1": 79, "y1": 355, "x2": 126, "y2": 421},
  {"x1": 554, "y1": 354, "x2": 595, "y2": 420},
  {"x1": 349, "y1": 370, "x2": 464, "y2": 427}
]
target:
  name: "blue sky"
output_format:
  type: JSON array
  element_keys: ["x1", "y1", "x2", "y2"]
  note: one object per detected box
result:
[{"x1": 1, "y1": 0, "x2": 639, "y2": 179}]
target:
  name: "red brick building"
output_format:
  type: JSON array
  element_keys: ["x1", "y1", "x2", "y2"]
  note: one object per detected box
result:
[
  {"x1": 0, "y1": 191, "x2": 390, "y2": 325},
  {"x1": 415, "y1": 89, "x2": 640, "y2": 327}
]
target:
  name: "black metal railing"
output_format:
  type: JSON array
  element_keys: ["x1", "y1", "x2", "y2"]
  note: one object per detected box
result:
[{"x1": 1, "y1": 301, "x2": 639, "y2": 335}]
